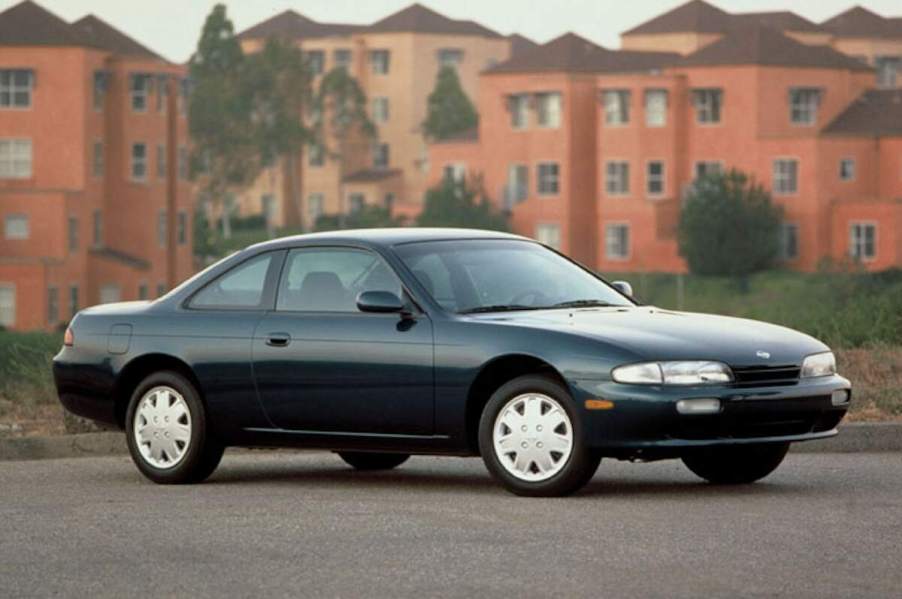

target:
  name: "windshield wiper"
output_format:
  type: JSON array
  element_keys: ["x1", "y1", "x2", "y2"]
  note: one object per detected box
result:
[
  {"x1": 459, "y1": 304, "x2": 544, "y2": 314},
  {"x1": 549, "y1": 299, "x2": 618, "y2": 309}
]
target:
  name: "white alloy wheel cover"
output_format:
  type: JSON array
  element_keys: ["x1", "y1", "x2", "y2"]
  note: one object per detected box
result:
[
  {"x1": 493, "y1": 393, "x2": 574, "y2": 482},
  {"x1": 133, "y1": 386, "x2": 192, "y2": 469}
]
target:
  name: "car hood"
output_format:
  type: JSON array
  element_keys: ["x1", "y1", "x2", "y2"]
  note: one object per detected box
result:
[{"x1": 470, "y1": 307, "x2": 828, "y2": 367}]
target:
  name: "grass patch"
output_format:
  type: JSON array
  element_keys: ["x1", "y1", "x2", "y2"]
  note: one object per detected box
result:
[{"x1": 0, "y1": 331, "x2": 65, "y2": 436}]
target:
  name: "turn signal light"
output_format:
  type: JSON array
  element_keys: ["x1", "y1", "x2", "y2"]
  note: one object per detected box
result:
[
  {"x1": 63, "y1": 327, "x2": 74, "y2": 347},
  {"x1": 585, "y1": 399, "x2": 615, "y2": 410}
]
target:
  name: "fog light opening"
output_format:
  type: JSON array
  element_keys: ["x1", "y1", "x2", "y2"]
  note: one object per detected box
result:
[
  {"x1": 676, "y1": 398, "x2": 721, "y2": 415},
  {"x1": 831, "y1": 390, "x2": 850, "y2": 407}
]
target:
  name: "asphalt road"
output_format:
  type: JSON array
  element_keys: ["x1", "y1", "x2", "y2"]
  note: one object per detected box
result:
[{"x1": 1, "y1": 451, "x2": 901, "y2": 598}]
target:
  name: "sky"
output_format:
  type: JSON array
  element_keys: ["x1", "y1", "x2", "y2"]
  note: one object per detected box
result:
[{"x1": 2, "y1": 0, "x2": 901, "y2": 63}]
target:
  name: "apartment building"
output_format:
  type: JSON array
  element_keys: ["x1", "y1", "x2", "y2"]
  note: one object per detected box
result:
[
  {"x1": 0, "y1": 1, "x2": 192, "y2": 331},
  {"x1": 429, "y1": 9, "x2": 902, "y2": 273},
  {"x1": 234, "y1": 4, "x2": 513, "y2": 229}
]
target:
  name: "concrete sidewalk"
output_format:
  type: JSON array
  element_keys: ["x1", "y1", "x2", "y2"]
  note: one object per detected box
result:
[{"x1": 1, "y1": 422, "x2": 900, "y2": 461}]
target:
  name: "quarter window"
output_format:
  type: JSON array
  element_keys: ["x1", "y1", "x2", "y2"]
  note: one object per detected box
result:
[
  {"x1": 602, "y1": 90, "x2": 630, "y2": 125},
  {"x1": 191, "y1": 253, "x2": 275, "y2": 309},
  {"x1": 0, "y1": 69, "x2": 33, "y2": 108},
  {"x1": 645, "y1": 89, "x2": 667, "y2": 127},
  {"x1": 605, "y1": 161, "x2": 630, "y2": 196},
  {"x1": 849, "y1": 223, "x2": 876, "y2": 261},
  {"x1": 773, "y1": 159, "x2": 799, "y2": 195},
  {"x1": 605, "y1": 224, "x2": 630, "y2": 260},
  {"x1": 790, "y1": 88, "x2": 821, "y2": 125},
  {"x1": 536, "y1": 92, "x2": 562, "y2": 128},
  {"x1": 276, "y1": 248, "x2": 402, "y2": 312},
  {"x1": 0, "y1": 139, "x2": 33, "y2": 179},
  {"x1": 537, "y1": 162, "x2": 559, "y2": 196},
  {"x1": 692, "y1": 88, "x2": 722, "y2": 124}
]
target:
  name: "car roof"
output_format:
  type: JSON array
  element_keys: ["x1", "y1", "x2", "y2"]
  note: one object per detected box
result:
[{"x1": 246, "y1": 227, "x2": 528, "y2": 252}]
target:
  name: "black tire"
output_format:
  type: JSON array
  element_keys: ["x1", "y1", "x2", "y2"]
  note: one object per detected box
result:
[
  {"x1": 337, "y1": 452, "x2": 410, "y2": 471},
  {"x1": 478, "y1": 375, "x2": 600, "y2": 497},
  {"x1": 682, "y1": 442, "x2": 790, "y2": 485},
  {"x1": 125, "y1": 370, "x2": 224, "y2": 484}
]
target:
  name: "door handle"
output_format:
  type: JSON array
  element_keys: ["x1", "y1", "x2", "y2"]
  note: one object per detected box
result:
[{"x1": 266, "y1": 332, "x2": 291, "y2": 347}]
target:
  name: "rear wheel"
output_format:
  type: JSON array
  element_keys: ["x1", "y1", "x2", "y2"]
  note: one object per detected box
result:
[
  {"x1": 125, "y1": 371, "x2": 224, "y2": 484},
  {"x1": 337, "y1": 452, "x2": 410, "y2": 471},
  {"x1": 478, "y1": 375, "x2": 600, "y2": 497},
  {"x1": 682, "y1": 442, "x2": 790, "y2": 485}
]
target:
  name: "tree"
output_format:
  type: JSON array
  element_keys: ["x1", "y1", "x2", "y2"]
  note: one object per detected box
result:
[
  {"x1": 313, "y1": 205, "x2": 401, "y2": 232},
  {"x1": 188, "y1": 4, "x2": 259, "y2": 238},
  {"x1": 422, "y1": 66, "x2": 478, "y2": 140},
  {"x1": 678, "y1": 169, "x2": 783, "y2": 279},
  {"x1": 417, "y1": 178, "x2": 508, "y2": 231}
]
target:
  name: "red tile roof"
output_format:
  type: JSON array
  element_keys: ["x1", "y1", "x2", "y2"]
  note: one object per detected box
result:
[
  {"x1": 0, "y1": 1, "x2": 90, "y2": 47},
  {"x1": 823, "y1": 89, "x2": 902, "y2": 137},
  {"x1": 72, "y1": 15, "x2": 162, "y2": 60},
  {"x1": 368, "y1": 4, "x2": 502, "y2": 38},
  {"x1": 237, "y1": 10, "x2": 362, "y2": 40},
  {"x1": 821, "y1": 6, "x2": 902, "y2": 39},
  {"x1": 624, "y1": 0, "x2": 827, "y2": 36},
  {"x1": 507, "y1": 34, "x2": 539, "y2": 57}
]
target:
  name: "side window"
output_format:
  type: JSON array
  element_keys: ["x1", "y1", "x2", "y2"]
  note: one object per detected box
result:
[
  {"x1": 277, "y1": 248, "x2": 402, "y2": 312},
  {"x1": 190, "y1": 253, "x2": 274, "y2": 309}
]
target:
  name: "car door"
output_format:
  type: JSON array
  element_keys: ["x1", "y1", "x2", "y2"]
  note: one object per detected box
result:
[{"x1": 252, "y1": 246, "x2": 434, "y2": 435}]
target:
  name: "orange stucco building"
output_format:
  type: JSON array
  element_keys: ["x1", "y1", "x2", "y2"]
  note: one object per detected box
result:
[
  {"x1": 0, "y1": 1, "x2": 191, "y2": 331},
  {"x1": 429, "y1": 2, "x2": 902, "y2": 273}
]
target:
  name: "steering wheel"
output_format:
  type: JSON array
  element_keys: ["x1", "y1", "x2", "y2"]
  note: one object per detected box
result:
[{"x1": 510, "y1": 289, "x2": 549, "y2": 306}]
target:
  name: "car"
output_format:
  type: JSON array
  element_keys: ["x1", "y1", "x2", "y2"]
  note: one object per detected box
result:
[{"x1": 53, "y1": 228, "x2": 851, "y2": 496}]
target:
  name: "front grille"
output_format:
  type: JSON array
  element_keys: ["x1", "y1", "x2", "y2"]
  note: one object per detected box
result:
[{"x1": 731, "y1": 365, "x2": 801, "y2": 387}]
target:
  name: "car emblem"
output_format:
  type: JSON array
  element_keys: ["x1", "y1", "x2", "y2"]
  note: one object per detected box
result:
[{"x1": 756, "y1": 350, "x2": 771, "y2": 359}]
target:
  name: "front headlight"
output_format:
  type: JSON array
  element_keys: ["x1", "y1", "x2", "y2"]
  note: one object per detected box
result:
[
  {"x1": 801, "y1": 352, "x2": 836, "y2": 378},
  {"x1": 612, "y1": 361, "x2": 733, "y2": 385}
]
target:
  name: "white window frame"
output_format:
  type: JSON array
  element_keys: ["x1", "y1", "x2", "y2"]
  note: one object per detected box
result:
[
  {"x1": 789, "y1": 88, "x2": 821, "y2": 126},
  {"x1": 372, "y1": 97, "x2": 390, "y2": 124},
  {"x1": 604, "y1": 222, "x2": 631, "y2": 261},
  {"x1": 536, "y1": 162, "x2": 560, "y2": 197},
  {"x1": 4, "y1": 213, "x2": 29, "y2": 240},
  {"x1": 644, "y1": 89, "x2": 668, "y2": 127},
  {"x1": 605, "y1": 161, "x2": 630, "y2": 197},
  {"x1": 773, "y1": 158, "x2": 799, "y2": 196},
  {"x1": 0, "y1": 138, "x2": 33, "y2": 179},
  {"x1": 602, "y1": 90, "x2": 630, "y2": 126},
  {"x1": 130, "y1": 74, "x2": 150, "y2": 112},
  {"x1": 849, "y1": 221, "x2": 877, "y2": 262},
  {"x1": 839, "y1": 158, "x2": 855, "y2": 182},
  {"x1": 536, "y1": 92, "x2": 562, "y2": 129},
  {"x1": 693, "y1": 88, "x2": 723, "y2": 125},
  {"x1": 509, "y1": 94, "x2": 530, "y2": 130},
  {"x1": 535, "y1": 223, "x2": 561, "y2": 250},
  {"x1": 131, "y1": 142, "x2": 147, "y2": 181},
  {"x1": 0, "y1": 283, "x2": 16, "y2": 328},
  {"x1": 646, "y1": 160, "x2": 665, "y2": 197},
  {"x1": 507, "y1": 163, "x2": 529, "y2": 204},
  {"x1": 0, "y1": 69, "x2": 33, "y2": 109}
]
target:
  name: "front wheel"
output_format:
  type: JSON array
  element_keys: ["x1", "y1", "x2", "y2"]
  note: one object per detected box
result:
[
  {"x1": 337, "y1": 452, "x2": 410, "y2": 471},
  {"x1": 125, "y1": 371, "x2": 224, "y2": 484},
  {"x1": 682, "y1": 442, "x2": 790, "y2": 485},
  {"x1": 478, "y1": 375, "x2": 600, "y2": 497}
]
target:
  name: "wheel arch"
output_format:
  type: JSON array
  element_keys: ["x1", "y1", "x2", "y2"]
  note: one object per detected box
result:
[
  {"x1": 464, "y1": 354, "x2": 568, "y2": 454},
  {"x1": 112, "y1": 353, "x2": 205, "y2": 428}
]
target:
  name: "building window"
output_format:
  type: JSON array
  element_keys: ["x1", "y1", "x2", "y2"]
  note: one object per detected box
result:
[
  {"x1": 0, "y1": 284, "x2": 14, "y2": 327},
  {"x1": 372, "y1": 97, "x2": 390, "y2": 124},
  {"x1": 47, "y1": 286, "x2": 59, "y2": 325},
  {"x1": 131, "y1": 143, "x2": 147, "y2": 181},
  {"x1": 536, "y1": 92, "x2": 562, "y2": 128},
  {"x1": 537, "y1": 162, "x2": 560, "y2": 196},
  {"x1": 605, "y1": 161, "x2": 630, "y2": 196},
  {"x1": 790, "y1": 88, "x2": 821, "y2": 125},
  {"x1": 92, "y1": 210, "x2": 103, "y2": 247},
  {"x1": 100, "y1": 284, "x2": 120, "y2": 304},
  {"x1": 875, "y1": 56, "x2": 900, "y2": 89},
  {"x1": 130, "y1": 74, "x2": 150, "y2": 112},
  {"x1": 93, "y1": 71, "x2": 109, "y2": 111},
  {"x1": 647, "y1": 161, "x2": 665, "y2": 196},
  {"x1": 68, "y1": 285, "x2": 79, "y2": 317},
  {"x1": 694, "y1": 161, "x2": 723, "y2": 180},
  {"x1": 93, "y1": 141, "x2": 104, "y2": 177},
  {"x1": 437, "y1": 48, "x2": 464, "y2": 68},
  {"x1": 443, "y1": 163, "x2": 466, "y2": 184},
  {"x1": 158, "y1": 210, "x2": 167, "y2": 247},
  {"x1": 348, "y1": 193, "x2": 365, "y2": 213},
  {"x1": 536, "y1": 223, "x2": 561, "y2": 250},
  {"x1": 68, "y1": 216, "x2": 78, "y2": 252},
  {"x1": 370, "y1": 50, "x2": 390, "y2": 75},
  {"x1": 780, "y1": 223, "x2": 799, "y2": 260},
  {"x1": 0, "y1": 139, "x2": 33, "y2": 179},
  {"x1": 4, "y1": 214, "x2": 28, "y2": 240},
  {"x1": 692, "y1": 88, "x2": 723, "y2": 124},
  {"x1": 602, "y1": 90, "x2": 630, "y2": 125},
  {"x1": 333, "y1": 49, "x2": 352, "y2": 70},
  {"x1": 509, "y1": 94, "x2": 529, "y2": 129},
  {"x1": 307, "y1": 193, "x2": 324, "y2": 222},
  {"x1": 177, "y1": 211, "x2": 187, "y2": 245},
  {"x1": 850, "y1": 223, "x2": 876, "y2": 261},
  {"x1": 156, "y1": 74, "x2": 169, "y2": 112},
  {"x1": 40, "y1": 287, "x2": 61, "y2": 328},
  {"x1": 605, "y1": 224, "x2": 630, "y2": 260},
  {"x1": 308, "y1": 144, "x2": 325, "y2": 167},
  {"x1": 507, "y1": 164, "x2": 529, "y2": 205},
  {"x1": 0, "y1": 69, "x2": 33, "y2": 108},
  {"x1": 645, "y1": 89, "x2": 667, "y2": 127},
  {"x1": 840, "y1": 158, "x2": 855, "y2": 181},
  {"x1": 773, "y1": 159, "x2": 799, "y2": 195},
  {"x1": 372, "y1": 143, "x2": 389, "y2": 169},
  {"x1": 305, "y1": 50, "x2": 325, "y2": 75},
  {"x1": 178, "y1": 146, "x2": 188, "y2": 180},
  {"x1": 156, "y1": 144, "x2": 167, "y2": 179}
]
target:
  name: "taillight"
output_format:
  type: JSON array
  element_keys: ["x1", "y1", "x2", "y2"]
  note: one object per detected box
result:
[{"x1": 64, "y1": 327, "x2": 74, "y2": 347}]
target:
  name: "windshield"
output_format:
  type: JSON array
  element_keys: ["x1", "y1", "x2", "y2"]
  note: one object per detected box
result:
[{"x1": 395, "y1": 239, "x2": 633, "y2": 313}]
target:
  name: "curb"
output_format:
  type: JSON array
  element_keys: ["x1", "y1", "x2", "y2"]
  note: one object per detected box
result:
[{"x1": 1, "y1": 423, "x2": 900, "y2": 462}]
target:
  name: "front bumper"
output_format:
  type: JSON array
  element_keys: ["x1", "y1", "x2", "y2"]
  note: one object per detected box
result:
[{"x1": 572, "y1": 374, "x2": 851, "y2": 458}]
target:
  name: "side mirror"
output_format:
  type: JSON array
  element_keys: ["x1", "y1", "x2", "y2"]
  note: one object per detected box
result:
[
  {"x1": 611, "y1": 280, "x2": 634, "y2": 297},
  {"x1": 356, "y1": 290, "x2": 405, "y2": 314}
]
